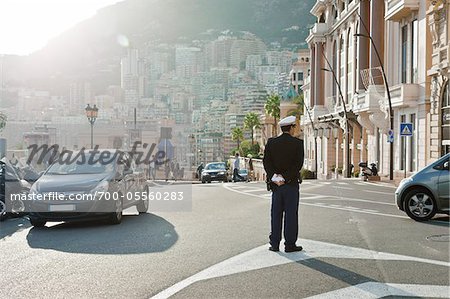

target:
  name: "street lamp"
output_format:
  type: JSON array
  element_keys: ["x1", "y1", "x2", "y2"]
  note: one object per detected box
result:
[
  {"x1": 354, "y1": 12, "x2": 394, "y2": 180},
  {"x1": 85, "y1": 104, "x2": 99, "y2": 149},
  {"x1": 321, "y1": 60, "x2": 352, "y2": 178},
  {"x1": 354, "y1": 33, "x2": 394, "y2": 180},
  {"x1": 303, "y1": 103, "x2": 318, "y2": 179}
]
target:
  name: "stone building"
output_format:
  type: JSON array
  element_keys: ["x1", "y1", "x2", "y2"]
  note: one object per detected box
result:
[{"x1": 303, "y1": 0, "x2": 436, "y2": 179}]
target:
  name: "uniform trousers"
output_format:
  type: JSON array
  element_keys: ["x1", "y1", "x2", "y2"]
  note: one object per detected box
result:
[{"x1": 270, "y1": 183, "x2": 299, "y2": 247}]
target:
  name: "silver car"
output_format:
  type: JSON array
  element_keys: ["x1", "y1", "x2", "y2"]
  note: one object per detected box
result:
[{"x1": 395, "y1": 153, "x2": 449, "y2": 221}]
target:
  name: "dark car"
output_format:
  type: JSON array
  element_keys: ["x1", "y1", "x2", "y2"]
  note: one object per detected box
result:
[
  {"x1": 234, "y1": 169, "x2": 250, "y2": 182},
  {"x1": 201, "y1": 162, "x2": 229, "y2": 183},
  {"x1": 28, "y1": 149, "x2": 149, "y2": 227},
  {"x1": 395, "y1": 153, "x2": 449, "y2": 221},
  {"x1": 0, "y1": 157, "x2": 31, "y2": 221}
]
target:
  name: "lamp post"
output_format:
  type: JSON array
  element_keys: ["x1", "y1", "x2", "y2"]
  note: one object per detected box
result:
[
  {"x1": 321, "y1": 54, "x2": 352, "y2": 178},
  {"x1": 85, "y1": 104, "x2": 99, "y2": 149},
  {"x1": 354, "y1": 12, "x2": 394, "y2": 180},
  {"x1": 303, "y1": 103, "x2": 318, "y2": 179}
]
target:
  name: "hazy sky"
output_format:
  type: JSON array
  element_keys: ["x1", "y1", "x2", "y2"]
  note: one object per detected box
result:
[{"x1": 0, "y1": 0, "x2": 122, "y2": 56}]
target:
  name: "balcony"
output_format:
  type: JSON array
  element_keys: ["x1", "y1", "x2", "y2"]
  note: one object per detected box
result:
[
  {"x1": 385, "y1": 0, "x2": 420, "y2": 21},
  {"x1": 390, "y1": 84, "x2": 421, "y2": 108},
  {"x1": 352, "y1": 85, "x2": 386, "y2": 113},
  {"x1": 306, "y1": 23, "x2": 328, "y2": 43}
]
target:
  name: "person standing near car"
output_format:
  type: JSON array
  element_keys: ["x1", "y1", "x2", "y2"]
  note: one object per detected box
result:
[
  {"x1": 233, "y1": 152, "x2": 244, "y2": 182},
  {"x1": 263, "y1": 115, "x2": 304, "y2": 253}
]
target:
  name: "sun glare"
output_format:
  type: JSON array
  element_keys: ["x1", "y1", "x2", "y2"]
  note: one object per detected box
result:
[{"x1": 0, "y1": 0, "x2": 121, "y2": 55}]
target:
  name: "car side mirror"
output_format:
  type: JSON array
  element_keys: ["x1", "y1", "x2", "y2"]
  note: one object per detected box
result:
[{"x1": 443, "y1": 161, "x2": 449, "y2": 171}]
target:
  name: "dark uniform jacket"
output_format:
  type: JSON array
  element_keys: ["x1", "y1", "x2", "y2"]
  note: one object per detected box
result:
[{"x1": 263, "y1": 133, "x2": 304, "y2": 187}]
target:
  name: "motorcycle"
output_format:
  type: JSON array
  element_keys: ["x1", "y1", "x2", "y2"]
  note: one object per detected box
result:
[{"x1": 358, "y1": 161, "x2": 378, "y2": 181}]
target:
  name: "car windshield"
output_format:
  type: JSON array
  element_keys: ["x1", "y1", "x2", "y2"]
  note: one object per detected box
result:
[
  {"x1": 46, "y1": 154, "x2": 115, "y2": 175},
  {"x1": 205, "y1": 163, "x2": 225, "y2": 170}
]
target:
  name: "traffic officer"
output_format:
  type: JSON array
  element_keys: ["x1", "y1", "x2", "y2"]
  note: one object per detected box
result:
[{"x1": 263, "y1": 115, "x2": 304, "y2": 252}]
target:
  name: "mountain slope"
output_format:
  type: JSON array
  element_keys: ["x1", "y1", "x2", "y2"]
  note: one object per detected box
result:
[{"x1": 5, "y1": 0, "x2": 315, "y2": 91}]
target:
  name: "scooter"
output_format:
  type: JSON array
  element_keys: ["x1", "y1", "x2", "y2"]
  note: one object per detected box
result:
[{"x1": 358, "y1": 161, "x2": 378, "y2": 181}]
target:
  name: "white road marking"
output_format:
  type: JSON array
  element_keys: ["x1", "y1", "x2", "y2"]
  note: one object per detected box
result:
[
  {"x1": 301, "y1": 193, "x2": 396, "y2": 206},
  {"x1": 363, "y1": 181, "x2": 397, "y2": 189},
  {"x1": 150, "y1": 238, "x2": 450, "y2": 299},
  {"x1": 222, "y1": 184, "x2": 407, "y2": 219},
  {"x1": 305, "y1": 282, "x2": 450, "y2": 299},
  {"x1": 333, "y1": 186, "x2": 354, "y2": 190},
  {"x1": 366, "y1": 190, "x2": 395, "y2": 195}
]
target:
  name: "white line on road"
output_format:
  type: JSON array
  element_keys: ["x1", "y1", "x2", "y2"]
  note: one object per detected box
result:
[
  {"x1": 301, "y1": 192, "x2": 396, "y2": 206},
  {"x1": 222, "y1": 184, "x2": 406, "y2": 219},
  {"x1": 365, "y1": 190, "x2": 395, "y2": 195},
  {"x1": 332, "y1": 186, "x2": 354, "y2": 190},
  {"x1": 150, "y1": 239, "x2": 450, "y2": 299}
]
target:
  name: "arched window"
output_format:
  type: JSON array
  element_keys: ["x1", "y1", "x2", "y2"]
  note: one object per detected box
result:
[
  {"x1": 442, "y1": 81, "x2": 450, "y2": 155},
  {"x1": 319, "y1": 13, "x2": 325, "y2": 23},
  {"x1": 347, "y1": 28, "x2": 353, "y2": 103},
  {"x1": 332, "y1": 41, "x2": 337, "y2": 103},
  {"x1": 332, "y1": 5, "x2": 337, "y2": 20},
  {"x1": 354, "y1": 23, "x2": 359, "y2": 92},
  {"x1": 339, "y1": 35, "x2": 345, "y2": 104}
]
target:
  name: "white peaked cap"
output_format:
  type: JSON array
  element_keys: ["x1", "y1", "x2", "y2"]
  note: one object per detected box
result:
[{"x1": 278, "y1": 115, "x2": 296, "y2": 127}]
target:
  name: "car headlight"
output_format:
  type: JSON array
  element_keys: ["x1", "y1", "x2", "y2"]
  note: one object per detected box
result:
[
  {"x1": 90, "y1": 181, "x2": 109, "y2": 194},
  {"x1": 218, "y1": 171, "x2": 225, "y2": 175}
]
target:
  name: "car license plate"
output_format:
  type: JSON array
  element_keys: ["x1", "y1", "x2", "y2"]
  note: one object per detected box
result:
[{"x1": 49, "y1": 204, "x2": 75, "y2": 212}]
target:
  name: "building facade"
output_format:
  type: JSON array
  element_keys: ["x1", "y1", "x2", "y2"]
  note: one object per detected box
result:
[{"x1": 303, "y1": 0, "x2": 437, "y2": 179}]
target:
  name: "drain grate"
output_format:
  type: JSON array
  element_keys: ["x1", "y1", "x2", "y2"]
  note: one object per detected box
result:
[{"x1": 426, "y1": 234, "x2": 450, "y2": 242}]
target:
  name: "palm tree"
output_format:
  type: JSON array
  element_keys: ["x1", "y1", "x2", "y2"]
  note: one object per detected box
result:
[
  {"x1": 264, "y1": 94, "x2": 280, "y2": 136},
  {"x1": 231, "y1": 127, "x2": 244, "y2": 153},
  {"x1": 244, "y1": 112, "x2": 261, "y2": 145}
]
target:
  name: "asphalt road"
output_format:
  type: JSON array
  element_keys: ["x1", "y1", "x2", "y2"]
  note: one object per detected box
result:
[{"x1": 1, "y1": 179, "x2": 449, "y2": 298}]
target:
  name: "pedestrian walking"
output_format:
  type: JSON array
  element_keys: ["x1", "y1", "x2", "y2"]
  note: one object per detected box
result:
[
  {"x1": 263, "y1": 115, "x2": 304, "y2": 253},
  {"x1": 149, "y1": 155, "x2": 156, "y2": 180},
  {"x1": 233, "y1": 152, "x2": 244, "y2": 182}
]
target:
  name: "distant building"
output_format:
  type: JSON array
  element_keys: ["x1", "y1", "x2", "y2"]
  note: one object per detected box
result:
[{"x1": 175, "y1": 47, "x2": 202, "y2": 78}]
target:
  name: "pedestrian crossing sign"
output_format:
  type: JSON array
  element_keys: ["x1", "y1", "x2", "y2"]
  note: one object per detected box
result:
[{"x1": 400, "y1": 123, "x2": 413, "y2": 136}]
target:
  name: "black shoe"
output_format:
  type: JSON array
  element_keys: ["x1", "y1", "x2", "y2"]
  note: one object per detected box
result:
[
  {"x1": 285, "y1": 245, "x2": 303, "y2": 253},
  {"x1": 269, "y1": 246, "x2": 279, "y2": 252}
]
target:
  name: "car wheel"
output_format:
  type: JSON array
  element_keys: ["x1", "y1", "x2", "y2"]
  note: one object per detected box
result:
[
  {"x1": 137, "y1": 187, "x2": 149, "y2": 213},
  {"x1": 404, "y1": 188, "x2": 437, "y2": 221},
  {"x1": 201, "y1": 180, "x2": 206, "y2": 184},
  {"x1": 207, "y1": 180, "x2": 211, "y2": 183},
  {"x1": 109, "y1": 197, "x2": 123, "y2": 224},
  {"x1": 30, "y1": 218, "x2": 46, "y2": 227}
]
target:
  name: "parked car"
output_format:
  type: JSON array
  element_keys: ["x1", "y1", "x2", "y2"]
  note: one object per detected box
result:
[
  {"x1": 0, "y1": 157, "x2": 31, "y2": 221},
  {"x1": 28, "y1": 149, "x2": 149, "y2": 227},
  {"x1": 395, "y1": 153, "x2": 449, "y2": 221},
  {"x1": 234, "y1": 169, "x2": 250, "y2": 182},
  {"x1": 201, "y1": 162, "x2": 230, "y2": 183}
]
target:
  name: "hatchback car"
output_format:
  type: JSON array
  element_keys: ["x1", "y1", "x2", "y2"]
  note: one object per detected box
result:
[
  {"x1": 28, "y1": 149, "x2": 149, "y2": 227},
  {"x1": 201, "y1": 162, "x2": 229, "y2": 183},
  {"x1": 395, "y1": 153, "x2": 449, "y2": 221}
]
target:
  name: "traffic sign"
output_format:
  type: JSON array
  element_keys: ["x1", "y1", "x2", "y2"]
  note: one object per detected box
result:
[
  {"x1": 400, "y1": 123, "x2": 413, "y2": 136},
  {"x1": 388, "y1": 130, "x2": 394, "y2": 143}
]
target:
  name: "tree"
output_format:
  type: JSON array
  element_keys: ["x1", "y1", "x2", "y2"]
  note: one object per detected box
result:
[
  {"x1": 289, "y1": 93, "x2": 304, "y2": 117},
  {"x1": 231, "y1": 127, "x2": 244, "y2": 153},
  {"x1": 244, "y1": 112, "x2": 261, "y2": 146},
  {"x1": 264, "y1": 94, "x2": 280, "y2": 136}
]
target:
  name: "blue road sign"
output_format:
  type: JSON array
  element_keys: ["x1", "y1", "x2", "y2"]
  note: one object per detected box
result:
[
  {"x1": 388, "y1": 129, "x2": 394, "y2": 143},
  {"x1": 400, "y1": 123, "x2": 413, "y2": 136}
]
